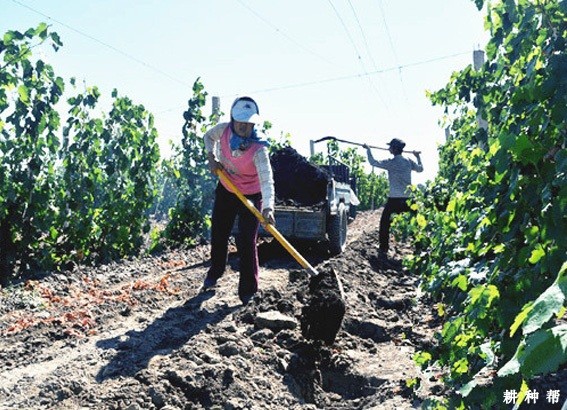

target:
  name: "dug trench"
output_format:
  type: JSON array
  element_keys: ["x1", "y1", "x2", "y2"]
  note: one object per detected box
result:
[{"x1": 0, "y1": 210, "x2": 446, "y2": 409}]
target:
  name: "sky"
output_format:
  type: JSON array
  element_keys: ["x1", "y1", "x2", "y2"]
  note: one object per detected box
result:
[{"x1": 2, "y1": 0, "x2": 491, "y2": 184}]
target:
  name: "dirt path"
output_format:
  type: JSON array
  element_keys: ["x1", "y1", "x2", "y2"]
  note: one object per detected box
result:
[{"x1": 0, "y1": 210, "x2": 440, "y2": 410}]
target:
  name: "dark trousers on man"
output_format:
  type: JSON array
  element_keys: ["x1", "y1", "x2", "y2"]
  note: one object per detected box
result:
[
  {"x1": 207, "y1": 183, "x2": 262, "y2": 300},
  {"x1": 379, "y1": 197, "x2": 411, "y2": 253}
]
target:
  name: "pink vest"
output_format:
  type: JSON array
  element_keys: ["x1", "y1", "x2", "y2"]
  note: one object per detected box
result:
[{"x1": 219, "y1": 125, "x2": 262, "y2": 195}]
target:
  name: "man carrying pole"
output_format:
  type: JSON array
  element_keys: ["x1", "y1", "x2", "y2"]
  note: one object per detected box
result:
[{"x1": 363, "y1": 138, "x2": 423, "y2": 259}]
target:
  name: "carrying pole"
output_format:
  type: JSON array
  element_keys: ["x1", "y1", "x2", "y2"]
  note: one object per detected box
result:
[{"x1": 312, "y1": 136, "x2": 420, "y2": 154}]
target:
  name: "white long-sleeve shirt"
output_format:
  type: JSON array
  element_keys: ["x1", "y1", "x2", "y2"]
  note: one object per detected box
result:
[
  {"x1": 367, "y1": 151, "x2": 423, "y2": 198},
  {"x1": 204, "y1": 123, "x2": 275, "y2": 211}
]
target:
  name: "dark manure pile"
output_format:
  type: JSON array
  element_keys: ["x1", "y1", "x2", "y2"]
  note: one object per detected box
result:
[{"x1": 270, "y1": 146, "x2": 330, "y2": 207}]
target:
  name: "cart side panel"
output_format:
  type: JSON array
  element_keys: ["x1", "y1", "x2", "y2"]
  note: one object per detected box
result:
[
  {"x1": 258, "y1": 208, "x2": 326, "y2": 240},
  {"x1": 292, "y1": 209, "x2": 326, "y2": 239}
]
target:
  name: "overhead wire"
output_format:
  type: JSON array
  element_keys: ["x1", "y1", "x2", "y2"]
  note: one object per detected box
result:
[
  {"x1": 345, "y1": 0, "x2": 394, "y2": 105},
  {"x1": 154, "y1": 50, "x2": 471, "y2": 113},
  {"x1": 9, "y1": 0, "x2": 471, "y2": 118},
  {"x1": 10, "y1": 0, "x2": 192, "y2": 88},
  {"x1": 345, "y1": 0, "x2": 380, "y2": 78},
  {"x1": 326, "y1": 0, "x2": 388, "y2": 109},
  {"x1": 326, "y1": 0, "x2": 363, "y2": 62},
  {"x1": 376, "y1": 0, "x2": 408, "y2": 101},
  {"x1": 219, "y1": 50, "x2": 471, "y2": 97},
  {"x1": 234, "y1": 0, "x2": 338, "y2": 67}
]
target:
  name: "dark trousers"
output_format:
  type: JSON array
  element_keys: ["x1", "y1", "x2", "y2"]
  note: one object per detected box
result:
[
  {"x1": 208, "y1": 183, "x2": 262, "y2": 299},
  {"x1": 379, "y1": 197, "x2": 411, "y2": 252}
]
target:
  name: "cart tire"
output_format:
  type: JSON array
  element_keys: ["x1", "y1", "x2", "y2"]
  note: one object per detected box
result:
[
  {"x1": 349, "y1": 204, "x2": 357, "y2": 219},
  {"x1": 328, "y1": 203, "x2": 347, "y2": 255}
]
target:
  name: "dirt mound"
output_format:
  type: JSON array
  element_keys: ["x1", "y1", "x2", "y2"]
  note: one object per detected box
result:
[
  {"x1": 0, "y1": 211, "x2": 441, "y2": 409},
  {"x1": 270, "y1": 147, "x2": 330, "y2": 207}
]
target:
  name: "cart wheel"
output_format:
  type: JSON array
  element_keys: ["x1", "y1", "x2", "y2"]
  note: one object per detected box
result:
[
  {"x1": 349, "y1": 204, "x2": 357, "y2": 219},
  {"x1": 328, "y1": 203, "x2": 347, "y2": 255}
]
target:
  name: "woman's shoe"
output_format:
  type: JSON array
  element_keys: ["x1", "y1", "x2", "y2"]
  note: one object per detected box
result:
[
  {"x1": 202, "y1": 276, "x2": 217, "y2": 290},
  {"x1": 240, "y1": 293, "x2": 255, "y2": 305}
]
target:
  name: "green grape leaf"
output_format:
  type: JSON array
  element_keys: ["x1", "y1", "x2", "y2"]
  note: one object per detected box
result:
[
  {"x1": 528, "y1": 244, "x2": 545, "y2": 264},
  {"x1": 510, "y1": 302, "x2": 534, "y2": 338},
  {"x1": 498, "y1": 325, "x2": 567, "y2": 378},
  {"x1": 17, "y1": 84, "x2": 29, "y2": 104},
  {"x1": 523, "y1": 284, "x2": 565, "y2": 335},
  {"x1": 510, "y1": 262, "x2": 567, "y2": 337}
]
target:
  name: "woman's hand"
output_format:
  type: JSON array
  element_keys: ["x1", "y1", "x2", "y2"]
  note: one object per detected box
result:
[
  {"x1": 207, "y1": 152, "x2": 223, "y2": 175},
  {"x1": 262, "y1": 208, "x2": 275, "y2": 226}
]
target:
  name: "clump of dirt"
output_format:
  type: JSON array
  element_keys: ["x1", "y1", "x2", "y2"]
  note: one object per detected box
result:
[
  {"x1": 270, "y1": 147, "x2": 330, "y2": 207},
  {"x1": 0, "y1": 211, "x2": 442, "y2": 409},
  {"x1": 300, "y1": 268, "x2": 346, "y2": 345}
]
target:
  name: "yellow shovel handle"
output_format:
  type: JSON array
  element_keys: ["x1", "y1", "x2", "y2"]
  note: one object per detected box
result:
[{"x1": 216, "y1": 169, "x2": 318, "y2": 276}]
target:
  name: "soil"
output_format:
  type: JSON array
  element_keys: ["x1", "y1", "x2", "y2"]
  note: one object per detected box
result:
[
  {"x1": 0, "y1": 210, "x2": 449, "y2": 409},
  {"x1": 3, "y1": 207, "x2": 567, "y2": 410}
]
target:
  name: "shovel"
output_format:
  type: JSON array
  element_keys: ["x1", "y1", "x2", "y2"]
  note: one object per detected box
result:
[
  {"x1": 313, "y1": 136, "x2": 421, "y2": 154},
  {"x1": 216, "y1": 169, "x2": 345, "y2": 299}
]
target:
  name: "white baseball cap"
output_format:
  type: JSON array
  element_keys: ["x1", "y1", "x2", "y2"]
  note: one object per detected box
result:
[{"x1": 231, "y1": 98, "x2": 261, "y2": 123}]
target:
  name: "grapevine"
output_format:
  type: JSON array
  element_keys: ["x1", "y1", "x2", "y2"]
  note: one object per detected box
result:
[{"x1": 405, "y1": 1, "x2": 567, "y2": 407}]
